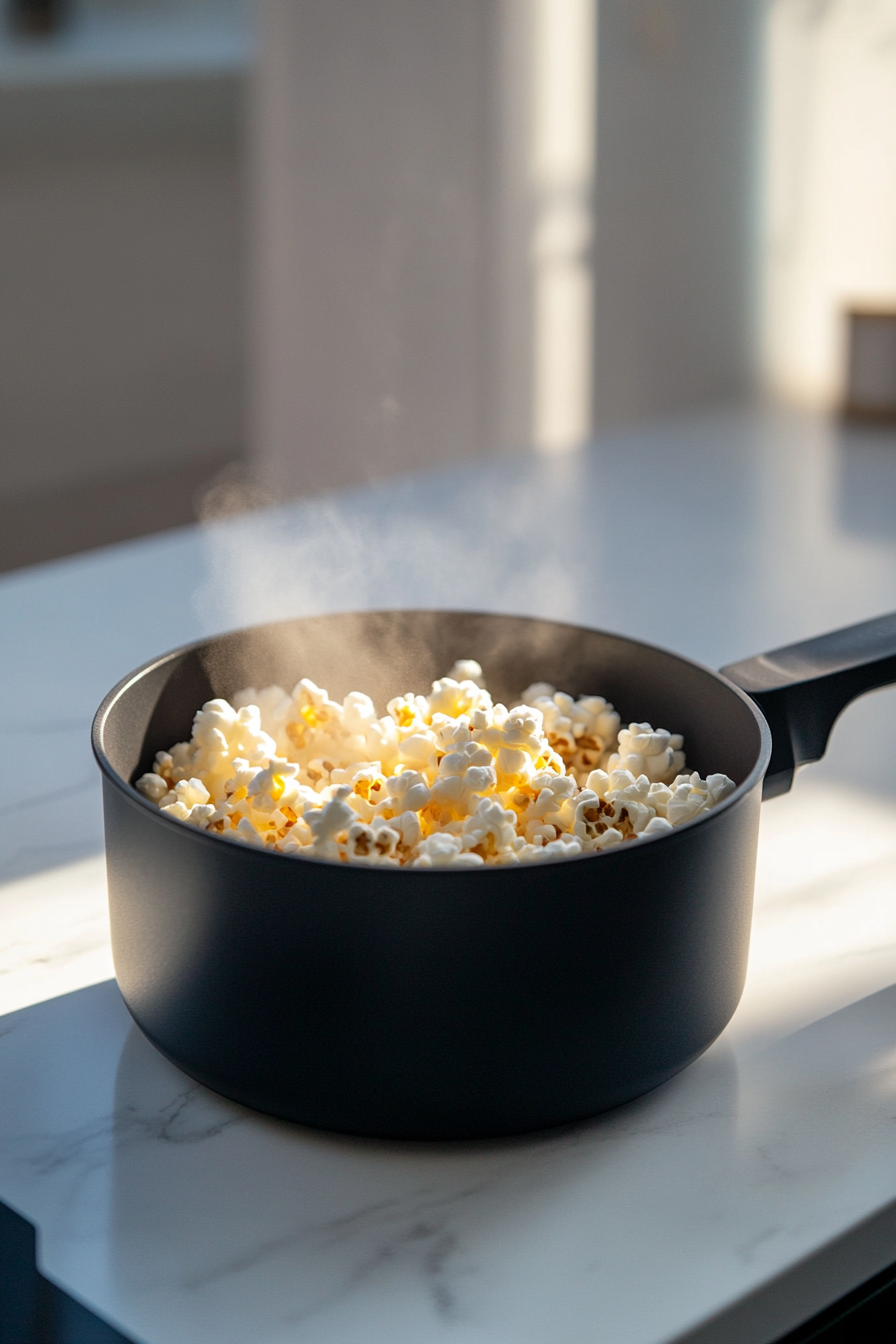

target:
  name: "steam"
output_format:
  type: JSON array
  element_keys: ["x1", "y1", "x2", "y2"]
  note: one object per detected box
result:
[
  {"x1": 195, "y1": 461, "x2": 275, "y2": 524},
  {"x1": 183, "y1": 442, "x2": 748, "y2": 778},
  {"x1": 193, "y1": 454, "x2": 590, "y2": 641}
]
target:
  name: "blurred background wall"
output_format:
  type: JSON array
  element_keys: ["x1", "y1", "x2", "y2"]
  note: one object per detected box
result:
[
  {"x1": 2, "y1": 0, "x2": 896, "y2": 569},
  {"x1": 248, "y1": 0, "x2": 498, "y2": 497},
  {"x1": 592, "y1": 0, "x2": 761, "y2": 428},
  {"x1": 0, "y1": 77, "x2": 243, "y2": 494},
  {"x1": 249, "y1": 0, "x2": 762, "y2": 496},
  {"x1": 761, "y1": 0, "x2": 896, "y2": 409},
  {"x1": 0, "y1": 0, "x2": 249, "y2": 567}
]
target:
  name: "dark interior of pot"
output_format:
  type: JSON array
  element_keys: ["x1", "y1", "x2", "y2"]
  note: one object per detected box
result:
[{"x1": 100, "y1": 611, "x2": 765, "y2": 793}]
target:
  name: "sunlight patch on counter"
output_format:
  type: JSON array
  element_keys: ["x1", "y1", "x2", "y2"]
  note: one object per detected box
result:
[
  {"x1": 731, "y1": 778, "x2": 896, "y2": 1054},
  {"x1": 0, "y1": 854, "x2": 112, "y2": 1017}
]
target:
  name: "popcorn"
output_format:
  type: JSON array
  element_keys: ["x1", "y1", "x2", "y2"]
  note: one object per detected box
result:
[
  {"x1": 461, "y1": 797, "x2": 518, "y2": 858},
  {"x1": 175, "y1": 777, "x2": 209, "y2": 806},
  {"x1": 543, "y1": 834, "x2": 585, "y2": 859},
  {"x1": 139, "y1": 663, "x2": 736, "y2": 867},
  {"x1": 608, "y1": 724, "x2": 685, "y2": 785},
  {"x1": 247, "y1": 759, "x2": 300, "y2": 811},
  {"x1": 448, "y1": 659, "x2": 485, "y2": 686},
  {"x1": 707, "y1": 773, "x2": 737, "y2": 806},
  {"x1": 381, "y1": 770, "x2": 431, "y2": 815},
  {"x1": 396, "y1": 732, "x2": 439, "y2": 771},
  {"x1": 571, "y1": 789, "x2": 651, "y2": 846},
  {"x1": 346, "y1": 821, "x2": 401, "y2": 865},
  {"x1": 438, "y1": 739, "x2": 495, "y2": 778},
  {"x1": 392, "y1": 809, "x2": 422, "y2": 851},
  {"x1": 157, "y1": 777, "x2": 212, "y2": 826},
  {"x1": 303, "y1": 787, "x2": 356, "y2": 860},
  {"x1": 525, "y1": 820, "x2": 558, "y2": 845},
  {"x1": 135, "y1": 772, "x2": 169, "y2": 803},
  {"x1": 663, "y1": 773, "x2": 728, "y2": 827},
  {"x1": 427, "y1": 675, "x2": 492, "y2": 721},
  {"x1": 412, "y1": 833, "x2": 485, "y2": 869},
  {"x1": 521, "y1": 686, "x2": 621, "y2": 783},
  {"x1": 387, "y1": 693, "x2": 430, "y2": 732}
]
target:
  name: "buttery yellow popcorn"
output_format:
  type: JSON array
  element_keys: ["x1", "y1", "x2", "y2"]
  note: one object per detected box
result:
[{"x1": 136, "y1": 660, "x2": 736, "y2": 867}]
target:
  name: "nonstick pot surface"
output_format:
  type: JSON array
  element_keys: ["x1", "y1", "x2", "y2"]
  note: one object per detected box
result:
[{"x1": 94, "y1": 610, "x2": 769, "y2": 1138}]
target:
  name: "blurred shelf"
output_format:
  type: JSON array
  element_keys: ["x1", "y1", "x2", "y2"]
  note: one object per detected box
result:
[{"x1": 0, "y1": 12, "x2": 252, "y2": 86}]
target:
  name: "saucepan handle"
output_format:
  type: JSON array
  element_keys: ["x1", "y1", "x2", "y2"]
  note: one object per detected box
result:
[{"x1": 721, "y1": 611, "x2": 896, "y2": 799}]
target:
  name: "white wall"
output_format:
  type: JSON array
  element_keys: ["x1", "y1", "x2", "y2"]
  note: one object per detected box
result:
[
  {"x1": 249, "y1": 0, "x2": 601, "y2": 494},
  {"x1": 591, "y1": 0, "x2": 762, "y2": 428},
  {"x1": 0, "y1": 73, "x2": 244, "y2": 498},
  {"x1": 250, "y1": 0, "x2": 762, "y2": 499},
  {"x1": 761, "y1": 0, "x2": 896, "y2": 408},
  {"x1": 249, "y1": 0, "x2": 498, "y2": 498},
  {"x1": 0, "y1": 2, "x2": 769, "y2": 512}
]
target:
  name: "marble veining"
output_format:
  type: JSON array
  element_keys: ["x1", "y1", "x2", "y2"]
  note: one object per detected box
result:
[
  {"x1": 3, "y1": 980, "x2": 896, "y2": 1344},
  {"x1": 20, "y1": 1088, "x2": 246, "y2": 1183}
]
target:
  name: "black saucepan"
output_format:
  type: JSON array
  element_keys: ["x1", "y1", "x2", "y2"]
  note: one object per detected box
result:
[{"x1": 92, "y1": 609, "x2": 896, "y2": 1139}]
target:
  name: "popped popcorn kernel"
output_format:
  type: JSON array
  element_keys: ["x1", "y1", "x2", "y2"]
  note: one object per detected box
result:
[
  {"x1": 139, "y1": 661, "x2": 736, "y2": 866},
  {"x1": 136, "y1": 772, "x2": 168, "y2": 803},
  {"x1": 608, "y1": 724, "x2": 685, "y2": 786}
]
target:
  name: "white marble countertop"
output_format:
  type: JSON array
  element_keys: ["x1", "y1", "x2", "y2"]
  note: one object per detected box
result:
[{"x1": 2, "y1": 405, "x2": 896, "y2": 1343}]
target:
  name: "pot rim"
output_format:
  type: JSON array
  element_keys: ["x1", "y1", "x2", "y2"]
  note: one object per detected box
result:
[{"x1": 92, "y1": 608, "x2": 773, "y2": 876}]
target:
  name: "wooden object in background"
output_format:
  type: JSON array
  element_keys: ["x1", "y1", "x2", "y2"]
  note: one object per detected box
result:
[{"x1": 844, "y1": 309, "x2": 896, "y2": 421}]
